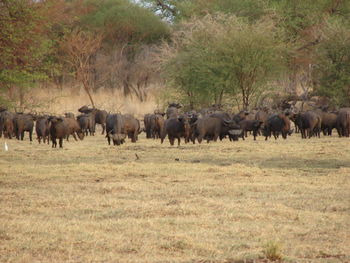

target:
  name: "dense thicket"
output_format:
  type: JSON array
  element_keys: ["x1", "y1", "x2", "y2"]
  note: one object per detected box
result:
[
  {"x1": 143, "y1": 0, "x2": 350, "y2": 109},
  {"x1": 1, "y1": 0, "x2": 350, "y2": 110}
]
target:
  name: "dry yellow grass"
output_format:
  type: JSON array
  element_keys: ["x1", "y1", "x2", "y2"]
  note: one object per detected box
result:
[
  {"x1": 0, "y1": 131, "x2": 349, "y2": 263},
  {"x1": 17, "y1": 85, "x2": 159, "y2": 118}
]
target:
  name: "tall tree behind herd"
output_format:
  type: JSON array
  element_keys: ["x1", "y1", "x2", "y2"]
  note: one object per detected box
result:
[{"x1": 0, "y1": 0, "x2": 350, "y2": 110}]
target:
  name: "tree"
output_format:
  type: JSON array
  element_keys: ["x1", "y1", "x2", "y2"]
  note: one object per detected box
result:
[
  {"x1": 313, "y1": 19, "x2": 350, "y2": 106},
  {"x1": 156, "y1": 14, "x2": 288, "y2": 109},
  {"x1": 0, "y1": 0, "x2": 51, "y2": 108},
  {"x1": 60, "y1": 29, "x2": 103, "y2": 107}
]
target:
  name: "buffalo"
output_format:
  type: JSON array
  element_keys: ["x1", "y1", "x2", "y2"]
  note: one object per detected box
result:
[
  {"x1": 193, "y1": 115, "x2": 241, "y2": 143},
  {"x1": 123, "y1": 114, "x2": 141, "y2": 143},
  {"x1": 49, "y1": 117, "x2": 84, "y2": 148},
  {"x1": 78, "y1": 106, "x2": 107, "y2": 134},
  {"x1": 293, "y1": 111, "x2": 321, "y2": 138},
  {"x1": 239, "y1": 119, "x2": 264, "y2": 140},
  {"x1": 106, "y1": 114, "x2": 126, "y2": 146},
  {"x1": 77, "y1": 114, "x2": 94, "y2": 136},
  {"x1": 336, "y1": 108, "x2": 350, "y2": 137},
  {"x1": 0, "y1": 110, "x2": 15, "y2": 139},
  {"x1": 35, "y1": 116, "x2": 50, "y2": 144},
  {"x1": 166, "y1": 103, "x2": 182, "y2": 119},
  {"x1": 314, "y1": 109, "x2": 338, "y2": 136},
  {"x1": 263, "y1": 114, "x2": 292, "y2": 140},
  {"x1": 13, "y1": 113, "x2": 34, "y2": 141},
  {"x1": 161, "y1": 115, "x2": 190, "y2": 146}
]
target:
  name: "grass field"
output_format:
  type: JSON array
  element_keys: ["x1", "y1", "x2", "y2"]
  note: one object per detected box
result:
[{"x1": 0, "y1": 131, "x2": 349, "y2": 263}]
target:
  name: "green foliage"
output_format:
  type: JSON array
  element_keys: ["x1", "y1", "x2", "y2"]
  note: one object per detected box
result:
[
  {"x1": 177, "y1": 0, "x2": 268, "y2": 22},
  {"x1": 159, "y1": 14, "x2": 288, "y2": 109},
  {"x1": 314, "y1": 18, "x2": 350, "y2": 107},
  {"x1": 80, "y1": 0, "x2": 170, "y2": 44},
  {"x1": 0, "y1": 0, "x2": 52, "y2": 106}
]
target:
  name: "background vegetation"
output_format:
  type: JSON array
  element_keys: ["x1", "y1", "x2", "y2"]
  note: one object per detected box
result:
[{"x1": 1, "y1": 0, "x2": 350, "y2": 111}]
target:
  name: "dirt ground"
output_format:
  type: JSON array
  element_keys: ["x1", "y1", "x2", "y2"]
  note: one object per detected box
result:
[{"x1": 0, "y1": 130, "x2": 349, "y2": 262}]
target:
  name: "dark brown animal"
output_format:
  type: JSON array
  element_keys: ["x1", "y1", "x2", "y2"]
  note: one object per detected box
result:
[
  {"x1": 154, "y1": 114, "x2": 165, "y2": 139},
  {"x1": 13, "y1": 113, "x2": 34, "y2": 141},
  {"x1": 238, "y1": 119, "x2": 264, "y2": 140},
  {"x1": 193, "y1": 116, "x2": 241, "y2": 143},
  {"x1": 64, "y1": 112, "x2": 75, "y2": 118},
  {"x1": 166, "y1": 103, "x2": 182, "y2": 119},
  {"x1": 263, "y1": 114, "x2": 292, "y2": 140},
  {"x1": 0, "y1": 111, "x2": 15, "y2": 139},
  {"x1": 294, "y1": 111, "x2": 322, "y2": 138},
  {"x1": 161, "y1": 115, "x2": 190, "y2": 146},
  {"x1": 123, "y1": 114, "x2": 140, "y2": 143},
  {"x1": 49, "y1": 117, "x2": 84, "y2": 148},
  {"x1": 78, "y1": 106, "x2": 107, "y2": 134},
  {"x1": 77, "y1": 114, "x2": 94, "y2": 136},
  {"x1": 35, "y1": 116, "x2": 50, "y2": 144},
  {"x1": 336, "y1": 108, "x2": 350, "y2": 137},
  {"x1": 106, "y1": 114, "x2": 126, "y2": 146},
  {"x1": 314, "y1": 109, "x2": 338, "y2": 136}
]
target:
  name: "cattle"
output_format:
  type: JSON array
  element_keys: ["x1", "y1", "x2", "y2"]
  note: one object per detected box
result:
[
  {"x1": 0, "y1": 110, "x2": 15, "y2": 139},
  {"x1": 106, "y1": 114, "x2": 126, "y2": 146},
  {"x1": 64, "y1": 112, "x2": 75, "y2": 119},
  {"x1": 255, "y1": 108, "x2": 269, "y2": 127},
  {"x1": 263, "y1": 114, "x2": 292, "y2": 140},
  {"x1": 314, "y1": 109, "x2": 338, "y2": 136},
  {"x1": 238, "y1": 119, "x2": 264, "y2": 140},
  {"x1": 78, "y1": 106, "x2": 107, "y2": 134},
  {"x1": 166, "y1": 103, "x2": 182, "y2": 119},
  {"x1": 77, "y1": 114, "x2": 94, "y2": 136},
  {"x1": 154, "y1": 114, "x2": 165, "y2": 139},
  {"x1": 161, "y1": 115, "x2": 190, "y2": 146},
  {"x1": 49, "y1": 117, "x2": 84, "y2": 148},
  {"x1": 293, "y1": 111, "x2": 322, "y2": 138},
  {"x1": 35, "y1": 116, "x2": 50, "y2": 144},
  {"x1": 144, "y1": 113, "x2": 154, "y2": 138},
  {"x1": 232, "y1": 110, "x2": 249, "y2": 123},
  {"x1": 13, "y1": 113, "x2": 34, "y2": 141},
  {"x1": 336, "y1": 108, "x2": 350, "y2": 137},
  {"x1": 123, "y1": 114, "x2": 141, "y2": 143},
  {"x1": 193, "y1": 116, "x2": 241, "y2": 143}
]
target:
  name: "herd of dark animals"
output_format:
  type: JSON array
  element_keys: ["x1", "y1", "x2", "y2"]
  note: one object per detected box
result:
[{"x1": 0, "y1": 102, "x2": 350, "y2": 149}]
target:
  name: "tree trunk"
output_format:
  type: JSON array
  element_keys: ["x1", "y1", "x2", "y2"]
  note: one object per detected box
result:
[{"x1": 82, "y1": 80, "x2": 95, "y2": 108}]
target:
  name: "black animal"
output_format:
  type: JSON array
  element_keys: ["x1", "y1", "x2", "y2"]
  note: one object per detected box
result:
[
  {"x1": 314, "y1": 109, "x2": 338, "y2": 136},
  {"x1": 49, "y1": 117, "x2": 84, "y2": 148},
  {"x1": 193, "y1": 116, "x2": 241, "y2": 143},
  {"x1": 64, "y1": 112, "x2": 75, "y2": 119},
  {"x1": 106, "y1": 114, "x2": 126, "y2": 146},
  {"x1": 35, "y1": 116, "x2": 50, "y2": 144},
  {"x1": 13, "y1": 113, "x2": 34, "y2": 141},
  {"x1": 336, "y1": 108, "x2": 350, "y2": 137},
  {"x1": 144, "y1": 113, "x2": 154, "y2": 138},
  {"x1": 238, "y1": 119, "x2": 264, "y2": 140},
  {"x1": 0, "y1": 110, "x2": 15, "y2": 139},
  {"x1": 77, "y1": 114, "x2": 94, "y2": 136},
  {"x1": 294, "y1": 111, "x2": 321, "y2": 138},
  {"x1": 123, "y1": 114, "x2": 141, "y2": 143},
  {"x1": 166, "y1": 103, "x2": 182, "y2": 119},
  {"x1": 161, "y1": 115, "x2": 190, "y2": 146},
  {"x1": 78, "y1": 106, "x2": 108, "y2": 134},
  {"x1": 263, "y1": 114, "x2": 292, "y2": 140}
]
